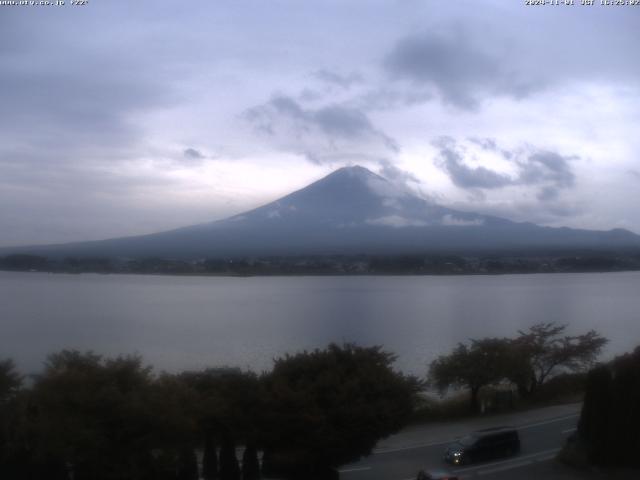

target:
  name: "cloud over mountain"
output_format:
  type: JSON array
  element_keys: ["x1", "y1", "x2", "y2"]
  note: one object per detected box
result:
[
  {"x1": 434, "y1": 138, "x2": 577, "y2": 201},
  {"x1": 244, "y1": 95, "x2": 398, "y2": 164}
]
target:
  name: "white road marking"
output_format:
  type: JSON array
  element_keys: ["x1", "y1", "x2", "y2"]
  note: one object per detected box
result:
[
  {"x1": 338, "y1": 466, "x2": 371, "y2": 473},
  {"x1": 374, "y1": 439, "x2": 451, "y2": 454},
  {"x1": 517, "y1": 414, "x2": 579, "y2": 430},
  {"x1": 535, "y1": 453, "x2": 558, "y2": 462},
  {"x1": 478, "y1": 460, "x2": 532, "y2": 475},
  {"x1": 562, "y1": 427, "x2": 577, "y2": 434}
]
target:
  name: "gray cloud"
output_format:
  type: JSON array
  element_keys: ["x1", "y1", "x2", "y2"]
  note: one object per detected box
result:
[
  {"x1": 315, "y1": 105, "x2": 375, "y2": 138},
  {"x1": 183, "y1": 148, "x2": 205, "y2": 160},
  {"x1": 375, "y1": 159, "x2": 446, "y2": 204},
  {"x1": 0, "y1": 69, "x2": 166, "y2": 159},
  {"x1": 434, "y1": 138, "x2": 577, "y2": 202},
  {"x1": 383, "y1": 29, "x2": 539, "y2": 109},
  {"x1": 469, "y1": 137, "x2": 497, "y2": 151},
  {"x1": 0, "y1": 10, "x2": 177, "y2": 146},
  {"x1": 313, "y1": 69, "x2": 363, "y2": 89},
  {"x1": 435, "y1": 139, "x2": 513, "y2": 189},
  {"x1": 447, "y1": 197, "x2": 585, "y2": 228},
  {"x1": 352, "y1": 87, "x2": 433, "y2": 112},
  {"x1": 468, "y1": 137, "x2": 514, "y2": 160},
  {"x1": 518, "y1": 151, "x2": 576, "y2": 190},
  {"x1": 537, "y1": 186, "x2": 560, "y2": 202},
  {"x1": 298, "y1": 88, "x2": 324, "y2": 102},
  {"x1": 378, "y1": 159, "x2": 419, "y2": 184},
  {"x1": 244, "y1": 95, "x2": 398, "y2": 163},
  {"x1": 382, "y1": 6, "x2": 640, "y2": 111}
]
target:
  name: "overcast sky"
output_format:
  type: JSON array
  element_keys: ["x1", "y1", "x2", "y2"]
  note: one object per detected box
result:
[{"x1": 1, "y1": 0, "x2": 639, "y2": 247}]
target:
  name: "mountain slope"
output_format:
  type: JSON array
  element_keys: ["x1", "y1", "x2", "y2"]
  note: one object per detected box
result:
[{"x1": 3, "y1": 166, "x2": 640, "y2": 259}]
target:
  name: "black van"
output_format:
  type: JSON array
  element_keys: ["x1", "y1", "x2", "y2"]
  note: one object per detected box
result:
[{"x1": 444, "y1": 427, "x2": 520, "y2": 465}]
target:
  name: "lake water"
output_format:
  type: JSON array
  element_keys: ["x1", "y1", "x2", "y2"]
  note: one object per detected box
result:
[{"x1": 1, "y1": 271, "x2": 638, "y2": 376}]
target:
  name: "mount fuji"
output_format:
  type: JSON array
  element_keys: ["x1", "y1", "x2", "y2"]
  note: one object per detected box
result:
[{"x1": 4, "y1": 165, "x2": 640, "y2": 259}]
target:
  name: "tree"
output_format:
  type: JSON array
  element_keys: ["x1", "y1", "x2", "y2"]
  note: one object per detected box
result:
[
  {"x1": 177, "y1": 447, "x2": 199, "y2": 480},
  {"x1": 429, "y1": 338, "x2": 512, "y2": 413},
  {"x1": 0, "y1": 359, "x2": 25, "y2": 479},
  {"x1": 578, "y1": 365, "x2": 612, "y2": 464},
  {"x1": 241, "y1": 443, "x2": 260, "y2": 480},
  {"x1": 511, "y1": 323, "x2": 607, "y2": 396},
  {"x1": 202, "y1": 431, "x2": 218, "y2": 479},
  {"x1": 577, "y1": 346, "x2": 640, "y2": 467},
  {"x1": 178, "y1": 368, "x2": 264, "y2": 480},
  {"x1": 261, "y1": 343, "x2": 420, "y2": 478},
  {"x1": 0, "y1": 359, "x2": 22, "y2": 403},
  {"x1": 0, "y1": 254, "x2": 49, "y2": 271},
  {"x1": 29, "y1": 350, "x2": 163, "y2": 480},
  {"x1": 219, "y1": 436, "x2": 240, "y2": 480},
  {"x1": 607, "y1": 347, "x2": 640, "y2": 466}
]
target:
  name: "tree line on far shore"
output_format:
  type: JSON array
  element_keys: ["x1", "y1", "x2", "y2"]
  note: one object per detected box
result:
[{"x1": 3, "y1": 252, "x2": 640, "y2": 276}]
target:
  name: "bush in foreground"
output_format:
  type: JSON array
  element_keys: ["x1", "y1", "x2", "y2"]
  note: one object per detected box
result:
[
  {"x1": 0, "y1": 344, "x2": 420, "y2": 480},
  {"x1": 261, "y1": 343, "x2": 421, "y2": 477},
  {"x1": 565, "y1": 346, "x2": 640, "y2": 468}
]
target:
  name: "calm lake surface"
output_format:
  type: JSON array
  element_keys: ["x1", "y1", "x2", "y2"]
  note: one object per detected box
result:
[{"x1": 1, "y1": 271, "x2": 638, "y2": 375}]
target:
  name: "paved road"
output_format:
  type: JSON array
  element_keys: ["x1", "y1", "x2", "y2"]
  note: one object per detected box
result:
[{"x1": 339, "y1": 405, "x2": 580, "y2": 480}]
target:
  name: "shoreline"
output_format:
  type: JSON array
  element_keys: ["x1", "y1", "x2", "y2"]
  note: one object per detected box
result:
[{"x1": 1, "y1": 267, "x2": 639, "y2": 278}]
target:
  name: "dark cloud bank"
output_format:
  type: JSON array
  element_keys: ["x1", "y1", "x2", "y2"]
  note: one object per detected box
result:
[{"x1": 383, "y1": 29, "x2": 539, "y2": 110}]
